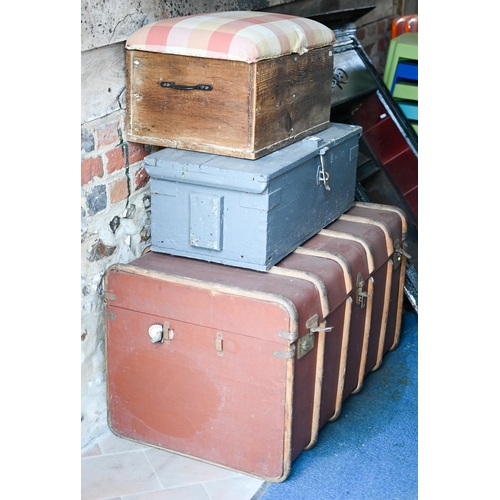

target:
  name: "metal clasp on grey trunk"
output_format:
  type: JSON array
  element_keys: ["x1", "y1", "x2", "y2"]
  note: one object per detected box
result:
[{"x1": 317, "y1": 147, "x2": 331, "y2": 191}]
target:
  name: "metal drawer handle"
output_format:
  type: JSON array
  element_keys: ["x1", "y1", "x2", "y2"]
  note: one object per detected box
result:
[{"x1": 160, "y1": 81, "x2": 213, "y2": 91}]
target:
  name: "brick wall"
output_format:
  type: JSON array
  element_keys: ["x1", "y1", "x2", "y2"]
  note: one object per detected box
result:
[
  {"x1": 356, "y1": 17, "x2": 393, "y2": 76},
  {"x1": 81, "y1": 113, "x2": 152, "y2": 205},
  {"x1": 355, "y1": 0, "x2": 418, "y2": 76}
]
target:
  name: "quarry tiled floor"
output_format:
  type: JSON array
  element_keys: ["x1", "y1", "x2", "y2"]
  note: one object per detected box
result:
[{"x1": 81, "y1": 429, "x2": 265, "y2": 500}]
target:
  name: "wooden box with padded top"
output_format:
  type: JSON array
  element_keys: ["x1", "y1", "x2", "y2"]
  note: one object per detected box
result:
[{"x1": 125, "y1": 11, "x2": 336, "y2": 159}]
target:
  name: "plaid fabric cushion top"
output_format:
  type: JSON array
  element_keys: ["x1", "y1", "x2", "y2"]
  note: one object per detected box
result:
[{"x1": 126, "y1": 11, "x2": 335, "y2": 63}]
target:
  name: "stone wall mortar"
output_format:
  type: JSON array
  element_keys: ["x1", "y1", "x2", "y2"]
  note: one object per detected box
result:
[
  {"x1": 81, "y1": 109, "x2": 157, "y2": 448},
  {"x1": 81, "y1": 185, "x2": 152, "y2": 448}
]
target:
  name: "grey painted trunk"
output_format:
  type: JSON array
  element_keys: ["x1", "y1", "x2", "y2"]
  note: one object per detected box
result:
[{"x1": 145, "y1": 122, "x2": 362, "y2": 271}]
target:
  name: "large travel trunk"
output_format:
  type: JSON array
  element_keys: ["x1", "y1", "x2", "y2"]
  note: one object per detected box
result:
[
  {"x1": 104, "y1": 202, "x2": 407, "y2": 481},
  {"x1": 144, "y1": 122, "x2": 362, "y2": 271},
  {"x1": 125, "y1": 11, "x2": 336, "y2": 159}
]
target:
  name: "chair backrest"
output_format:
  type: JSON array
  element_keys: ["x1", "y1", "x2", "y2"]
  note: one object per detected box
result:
[{"x1": 391, "y1": 15, "x2": 418, "y2": 38}]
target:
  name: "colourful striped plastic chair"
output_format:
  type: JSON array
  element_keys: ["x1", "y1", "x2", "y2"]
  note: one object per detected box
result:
[
  {"x1": 383, "y1": 33, "x2": 418, "y2": 90},
  {"x1": 384, "y1": 27, "x2": 418, "y2": 134}
]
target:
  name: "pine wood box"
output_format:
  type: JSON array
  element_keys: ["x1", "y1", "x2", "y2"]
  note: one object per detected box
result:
[{"x1": 125, "y1": 11, "x2": 336, "y2": 159}]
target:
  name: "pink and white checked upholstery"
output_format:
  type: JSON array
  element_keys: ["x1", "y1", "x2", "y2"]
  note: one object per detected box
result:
[{"x1": 126, "y1": 11, "x2": 335, "y2": 63}]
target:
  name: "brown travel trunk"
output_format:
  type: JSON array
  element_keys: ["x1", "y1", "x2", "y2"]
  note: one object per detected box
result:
[
  {"x1": 125, "y1": 46, "x2": 333, "y2": 159},
  {"x1": 343, "y1": 202, "x2": 409, "y2": 364},
  {"x1": 104, "y1": 202, "x2": 407, "y2": 481}
]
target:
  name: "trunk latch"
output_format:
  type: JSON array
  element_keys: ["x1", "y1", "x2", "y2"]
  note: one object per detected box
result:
[
  {"x1": 393, "y1": 239, "x2": 412, "y2": 270},
  {"x1": 356, "y1": 273, "x2": 372, "y2": 308},
  {"x1": 317, "y1": 147, "x2": 331, "y2": 191},
  {"x1": 297, "y1": 314, "x2": 333, "y2": 359}
]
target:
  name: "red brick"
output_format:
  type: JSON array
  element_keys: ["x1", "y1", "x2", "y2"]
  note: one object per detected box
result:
[
  {"x1": 378, "y1": 36, "x2": 391, "y2": 53},
  {"x1": 105, "y1": 145, "x2": 127, "y2": 174},
  {"x1": 362, "y1": 42, "x2": 375, "y2": 57},
  {"x1": 366, "y1": 23, "x2": 377, "y2": 38},
  {"x1": 135, "y1": 167, "x2": 150, "y2": 190},
  {"x1": 356, "y1": 27, "x2": 366, "y2": 41},
  {"x1": 105, "y1": 142, "x2": 149, "y2": 174},
  {"x1": 110, "y1": 177, "x2": 129, "y2": 204},
  {"x1": 96, "y1": 120, "x2": 121, "y2": 148},
  {"x1": 81, "y1": 156, "x2": 104, "y2": 186},
  {"x1": 377, "y1": 20, "x2": 388, "y2": 35},
  {"x1": 128, "y1": 142, "x2": 149, "y2": 165}
]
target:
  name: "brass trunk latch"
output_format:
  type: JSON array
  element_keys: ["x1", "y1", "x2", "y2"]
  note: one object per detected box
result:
[
  {"x1": 297, "y1": 314, "x2": 333, "y2": 359},
  {"x1": 356, "y1": 273, "x2": 372, "y2": 308},
  {"x1": 393, "y1": 239, "x2": 412, "y2": 270}
]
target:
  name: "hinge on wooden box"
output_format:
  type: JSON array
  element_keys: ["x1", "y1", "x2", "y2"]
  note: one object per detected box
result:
[
  {"x1": 297, "y1": 314, "x2": 333, "y2": 359},
  {"x1": 356, "y1": 273, "x2": 372, "y2": 308}
]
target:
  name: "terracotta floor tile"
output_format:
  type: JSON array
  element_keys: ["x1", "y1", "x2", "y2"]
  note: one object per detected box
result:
[
  {"x1": 123, "y1": 484, "x2": 210, "y2": 499},
  {"x1": 144, "y1": 447, "x2": 239, "y2": 489},
  {"x1": 81, "y1": 451, "x2": 162, "y2": 500}
]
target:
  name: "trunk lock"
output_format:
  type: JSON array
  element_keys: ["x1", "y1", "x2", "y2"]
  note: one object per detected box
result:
[{"x1": 148, "y1": 321, "x2": 174, "y2": 344}]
